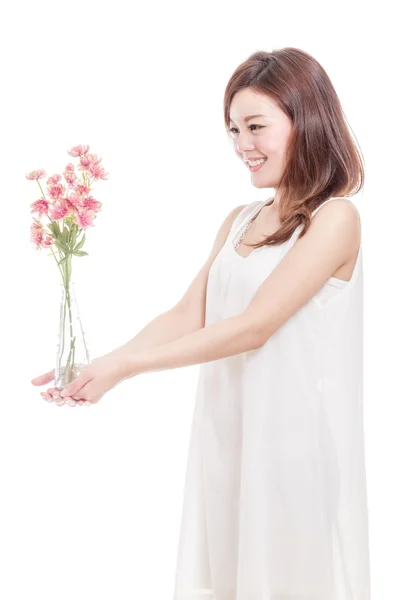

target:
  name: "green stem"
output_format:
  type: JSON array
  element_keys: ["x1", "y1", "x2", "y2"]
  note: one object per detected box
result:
[
  {"x1": 54, "y1": 249, "x2": 76, "y2": 385},
  {"x1": 58, "y1": 282, "x2": 67, "y2": 376},
  {"x1": 55, "y1": 250, "x2": 67, "y2": 382},
  {"x1": 65, "y1": 255, "x2": 76, "y2": 383},
  {"x1": 50, "y1": 246, "x2": 64, "y2": 279},
  {"x1": 37, "y1": 180, "x2": 46, "y2": 199}
]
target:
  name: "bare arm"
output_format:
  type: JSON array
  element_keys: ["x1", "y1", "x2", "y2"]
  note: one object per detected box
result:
[
  {"x1": 116, "y1": 199, "x2": 360, "y2": 377},
  {"x1": 31, "y1": 202, "x2": 247, "y2": 389},
  {"x1": 107, "y1": 202, "x2": 247, "y2": 358},
  {"x1": 106, "y1": 307, "x2": 201, "y2": 359}
]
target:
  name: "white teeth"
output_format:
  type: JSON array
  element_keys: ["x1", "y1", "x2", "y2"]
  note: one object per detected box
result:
[{"x1": 248, "y1": 158, "x2": 267, "y2": 167}]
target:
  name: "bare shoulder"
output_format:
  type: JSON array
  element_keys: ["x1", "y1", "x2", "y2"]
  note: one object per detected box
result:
[
  {"x1": 310, "y1": 198, "x2": 361, "y2": 256},
  {"x1": 226, "y1": 202, "x2": 249, "y2": 228},
  {"x1": 209, "y1": 202, "x2": 248, "y2": 255},
  {"x1": 244, "y1": 199, "x2": 362, "y2": 341},
  {"x1": 312, "y1": 198, "x2": 360, "y2": 225}
]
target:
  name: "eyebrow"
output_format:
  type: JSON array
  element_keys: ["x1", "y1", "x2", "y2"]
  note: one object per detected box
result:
[{"x1": 228, "y1": 114, "x2": 267, "y2": 124}]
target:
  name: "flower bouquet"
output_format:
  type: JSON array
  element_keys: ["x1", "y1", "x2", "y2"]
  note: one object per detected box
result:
[{"x1": 28, "y1": 144, "x2": 108, "y2": 389}]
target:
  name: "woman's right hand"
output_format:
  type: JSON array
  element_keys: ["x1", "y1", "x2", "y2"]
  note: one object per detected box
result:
[{"x1": 31, "y1": 368, "x2": 89, "y2": 407}]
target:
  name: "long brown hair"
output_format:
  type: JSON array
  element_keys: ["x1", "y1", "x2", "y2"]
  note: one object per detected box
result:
[{"x1": 223, "y1": 47, "x2": 365, "y2": 248}]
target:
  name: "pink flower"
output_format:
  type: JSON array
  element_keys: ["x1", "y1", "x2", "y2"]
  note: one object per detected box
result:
[
  {"x1": 68, "y1": 145, "x2": 90, "y2": 158},
  {"x1": 30, "y1": 218, "x2": 53, "y2": 249},
  {"x1": 88, "y1": 162, "x2": 108, "y2": 181},
  {"x1": 47, "y1": 181, "x2": 66, "y2": 200},
  {"x1": 74, "y1": 183, "x2": 91, "y2": 197},
  {"x1": 47, "y1": 173, "x2": 62, "y2": 185},
  {"x1": 28, "y1": 144, "x2": 107, "y2": 254},
  {"x1": 64, "y1": 163, "x2": 77, "y2": 185},
  {"x1": 77, "y1": 153, "x2": 108, "y2": 181},
  {"x1": 30, "y1": 198, "x2": 50, "y2": 218},
  {"x1": 80, "y1": 195, "x2": 102, "y2": 212},
  {"x1": 74, "y1": 208, "x2": 96, "y2": 229},
  {"x1": 48, "y1": 199, "x2": 71, "y2": 221},
  {"x1": 79, "y1": 152, "x2": 98, "y2": 170},
  {"x1": 30, "y1": 218, "x2": 43, "y2": 247},
  {"x1": 42, "y1": 236, "x2": 54, "y2": 247},
  {"x1": 26, "y1": 169, "x2": 46, "y2": 181},
  {"x1": 67, "y1": 192, "x2": 83, "y2": 210}
]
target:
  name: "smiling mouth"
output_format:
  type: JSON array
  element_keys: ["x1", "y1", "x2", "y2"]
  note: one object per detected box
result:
[
  {"x1": 245, "y1": 157, "x2": 267, "y2": 164},
  {"x1": 247, "y1": 158, "x2": 268, "y2": 171}
]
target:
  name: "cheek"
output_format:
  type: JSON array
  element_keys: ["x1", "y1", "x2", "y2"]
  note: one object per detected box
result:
[
  {"x1": 262, "y1": 126, "x2": 291, "y2": 153},
  {"x1": 259, "y1": 136, "x2": 280, "y2": 154},
  {"x1": 253, "y1": 134, "x2": 276, "y2": 155}
]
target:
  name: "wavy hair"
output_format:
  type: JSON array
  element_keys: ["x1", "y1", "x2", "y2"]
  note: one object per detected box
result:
[{"x1": 223, "y1": 47, "x2": 365, "y2": 248}]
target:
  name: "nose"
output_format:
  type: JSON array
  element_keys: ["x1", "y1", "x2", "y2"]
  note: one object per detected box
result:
[{"x1": 235, "y1": 133, "x2": 256, "y2": 157}]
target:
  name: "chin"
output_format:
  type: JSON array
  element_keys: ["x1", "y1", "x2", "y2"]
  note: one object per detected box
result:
[{"x1": 251, "y1": 179, "x2": 270, "y2": 189}]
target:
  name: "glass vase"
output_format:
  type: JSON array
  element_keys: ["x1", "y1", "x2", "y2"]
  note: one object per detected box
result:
[{"x1": 54, "y1": 281, "x2": 90, "y2": 390}]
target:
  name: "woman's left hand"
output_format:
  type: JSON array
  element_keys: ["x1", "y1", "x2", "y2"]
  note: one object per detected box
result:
[{"x1": 59, "y1": 353, "x2": 134, "y2": 405}]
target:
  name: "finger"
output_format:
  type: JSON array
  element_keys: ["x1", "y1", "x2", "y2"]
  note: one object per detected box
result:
[
  {"x1": 67, "y1": 380, "x2": 95, "y2": 402},
  {"x1": 74, "y1": 396, "x2": 96, "y2": 405},
  {"x1": 46, "y1": 387, "x2": 59, "y2": 396},
  {"x1": 43, "y1": 387, "x2": 63, "y2": 401},
  {"x1": 54, "y1": 395, "x2": 77, "y2": 407},
  {"x1": 40, "y1": 391, "x2": 75, "y2": 406},
  {"x1": 31, "y1": 369, "x2": 55, "y2": 386},
  {"x1": 65, "y1": 397, "x2": 77, "y2": 407},
  {"x1": 60, "y1": 373, "x2": 91, "y2": 399}
]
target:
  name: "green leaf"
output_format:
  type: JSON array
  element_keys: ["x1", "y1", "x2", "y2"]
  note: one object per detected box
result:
[
  {"x1": 54, "y1": 240, "x2": 68, "y2": 252},
  {"x1": 72, "y1": 250, "x2": 89, "y2": 257},
  {"x1": 48, "y1": 221, "x2": 61, "y2": 237},
  {"x1": 61, "y1": 228, "x2": 69, "y2": 244},
  {"x1": 73, "y1": 236, "x2": 86, "y2": 252},
  {"x1": 47, "y1": 223, "x2": 56, "y2": 236},
  {"x1": 57, "y1": 255, "x2": 69, "y2": 266}
]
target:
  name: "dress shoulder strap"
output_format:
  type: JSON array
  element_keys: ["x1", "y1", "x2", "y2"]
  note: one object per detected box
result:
[
  {"x1": 311, "y1": 197, "x2": 346, "y2": 217},
  {"x1": 284, "y1": 197, "x2": 351, "y2": 253},
  {"x1": 229, "y1": 201, "x2": 261, "y2": 241}
]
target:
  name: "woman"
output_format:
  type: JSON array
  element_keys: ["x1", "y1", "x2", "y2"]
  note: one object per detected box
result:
[{"x1": 32, "y1": 47, "x2": 370, "y2": 599}]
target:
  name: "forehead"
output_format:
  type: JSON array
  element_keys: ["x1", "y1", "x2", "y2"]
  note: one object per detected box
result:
[{"x1": 229, "y1": 88, "x2": 279, "y2": 123}]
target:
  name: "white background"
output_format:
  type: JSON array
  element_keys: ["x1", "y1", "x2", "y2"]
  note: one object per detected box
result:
[{"x1": 0, "y1": 0, "x2": 397, "y2": 598}]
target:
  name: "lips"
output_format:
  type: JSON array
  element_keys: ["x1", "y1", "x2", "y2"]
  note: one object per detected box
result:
[{"x1": 247, "y1": 158, "x2": 268, "y2": 172}]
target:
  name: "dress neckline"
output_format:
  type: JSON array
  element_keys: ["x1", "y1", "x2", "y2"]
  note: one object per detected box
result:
[
  {"x1": 231, "y1": 196, "x2": 275, "y2": 260},
  {"x1": 230, "y1": 197, "x2": 356, "y2": 289}
]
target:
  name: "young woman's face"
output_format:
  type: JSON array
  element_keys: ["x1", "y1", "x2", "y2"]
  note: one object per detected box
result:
[{"x1": 228, "y1": 88, "x2": 293, "y2": 190}]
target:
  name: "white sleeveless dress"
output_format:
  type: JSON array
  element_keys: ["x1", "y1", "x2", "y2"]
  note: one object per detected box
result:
[{"x1": 173, "y1": 196, "x2": 370, "y2": 600}]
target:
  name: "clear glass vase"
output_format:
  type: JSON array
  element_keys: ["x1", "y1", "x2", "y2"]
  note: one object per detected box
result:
[{"x1": 54, "y1": 281, "x2": 90, "y2": 390}]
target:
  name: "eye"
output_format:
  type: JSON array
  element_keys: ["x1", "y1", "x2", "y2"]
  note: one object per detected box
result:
[{"x1": 227, "y1": 125, "x2": 264, "y2": 136}]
